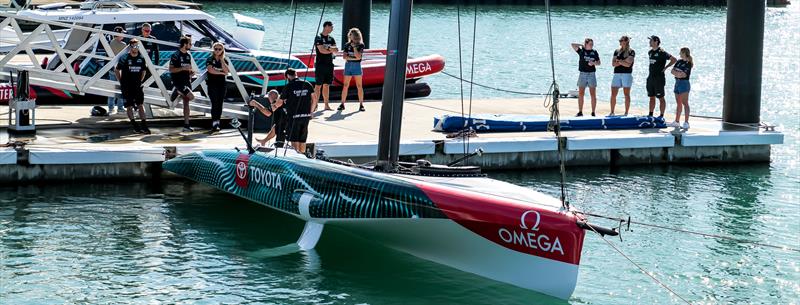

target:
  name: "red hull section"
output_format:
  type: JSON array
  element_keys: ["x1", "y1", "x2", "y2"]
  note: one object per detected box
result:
[
  {"x1": 282, "y1": 52, "x2": 445, "y2": 88},
  {"x1": 415, "y1": 181, "x2": 585, "y2": 265},
  {"x1": 0, "y1": 83, "x2": 38, "y2": 104}
]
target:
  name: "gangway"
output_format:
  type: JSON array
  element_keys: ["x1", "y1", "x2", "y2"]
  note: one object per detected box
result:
[{"x1": 0, "y1": 11, "x2": 271, "y2": 120}]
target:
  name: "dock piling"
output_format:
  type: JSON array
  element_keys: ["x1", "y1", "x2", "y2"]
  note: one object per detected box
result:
[{"x1": 722, "y1": 0, "x2": 766, "y2": 126}]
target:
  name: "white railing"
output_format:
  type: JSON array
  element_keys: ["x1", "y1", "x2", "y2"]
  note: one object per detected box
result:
[{"x1": 0, "y1": 11, "x2": 276, "y2": 119}]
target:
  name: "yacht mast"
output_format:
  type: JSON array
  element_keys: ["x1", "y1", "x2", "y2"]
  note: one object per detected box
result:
[{"x1": 375, "y1": 0, "x2": 412, "y2": 172}]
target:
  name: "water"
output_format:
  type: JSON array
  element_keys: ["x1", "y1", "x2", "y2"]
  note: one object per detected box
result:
[{"x1": 1, "y1": 3, "x2": 799, "y2": 304}]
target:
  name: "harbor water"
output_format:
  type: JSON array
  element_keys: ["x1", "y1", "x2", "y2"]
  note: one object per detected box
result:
[{"x1": 1, "y1": 3, "x2": 799, "y2": 304}]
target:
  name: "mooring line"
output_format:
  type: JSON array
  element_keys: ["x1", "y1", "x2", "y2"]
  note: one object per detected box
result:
[
  {"x1": 577, "y1": 211, "x2": 800, "y2": 253},
  {"x1": 579, "y1": 216, "x2": 694, "y2": 305}
]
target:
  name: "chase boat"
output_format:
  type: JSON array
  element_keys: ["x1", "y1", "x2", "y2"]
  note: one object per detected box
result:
[{"x1": 0, "y1": 0, "x2": 444, "y2": 103}]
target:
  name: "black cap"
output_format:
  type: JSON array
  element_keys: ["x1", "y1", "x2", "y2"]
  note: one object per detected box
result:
[
  {"x1": 285, "y1": 68, "x2": 296, "y2": 77},
  {"x1": 113, "y1": 26, "x2": 126, "y2": 33},
  {"x1": 648, "y1": 35, "x2": 660, "y2": 43}
]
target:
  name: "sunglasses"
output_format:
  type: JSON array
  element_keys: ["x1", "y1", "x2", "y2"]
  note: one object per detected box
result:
[
  {"x1": 214, "y1": 48, "x2": 223, "y2": 51},
  {"x1": 142, "y1": 29, "x2": 151, "y2": 32}
]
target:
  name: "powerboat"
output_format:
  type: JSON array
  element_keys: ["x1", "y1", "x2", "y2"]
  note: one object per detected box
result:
[{"x1": 1, "y1": 0, "x2": 444, "y2": 103}]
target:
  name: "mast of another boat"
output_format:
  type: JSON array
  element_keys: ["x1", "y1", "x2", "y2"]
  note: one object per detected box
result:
[{"x1": 375, "y1": 0, "x2": 412, "y2": 172}]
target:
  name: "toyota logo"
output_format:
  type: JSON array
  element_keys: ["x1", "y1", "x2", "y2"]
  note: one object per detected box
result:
[{"x1": 236, "y1": 160, "x2": 247, "y2": 179}]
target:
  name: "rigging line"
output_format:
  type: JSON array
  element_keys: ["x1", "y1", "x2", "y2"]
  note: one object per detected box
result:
[
  {"x1": 440, "y1": 71, "x2": 552, "y2": 96},
  {"x1": 284, "y1": 0, "x2": 299, "y2": 72},
  {"x1": 303, "y1": 0, "x2": 327, "y2": 83},
  {"x1": 466, "y1": 0, "x2": 478, "y2": 158},
  {"x1": 576, "y1": 211, "x2": 800, "y2": 253},
  {"x1": 283, "y1": 0, "x2": 327, "y2": 157},
  {"x1": 456, "y1": 4, "x2": 466, "y2": 156},
  {"x1": 579, "y1": 216, "x2": 694, "y2": 305},
  {"x1": 544, "y1": 0, "x2": 556, "y2": 83},
  {"x1": 543, "y1": 0, "x2": 568, "y2": 210}
]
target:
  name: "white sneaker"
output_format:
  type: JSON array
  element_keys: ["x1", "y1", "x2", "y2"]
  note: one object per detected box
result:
[
  {"x1": 681, "y1": 122, "x2": 690, "y2": 130},
  {"x1": 667, "y1": 121, "x2": 680, "y2": 128},
  {"x1": 108, "y1": 108, "x2": 116, "y2": 115}
]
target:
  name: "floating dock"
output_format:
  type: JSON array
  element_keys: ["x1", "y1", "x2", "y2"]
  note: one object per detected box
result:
[{"x1": 0, "y1": 98, "x2": 784, "y2": 183}]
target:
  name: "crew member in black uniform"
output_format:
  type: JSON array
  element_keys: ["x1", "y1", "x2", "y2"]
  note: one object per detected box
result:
[
  {"x1": 312, "y1": 21, "x2": 338, "y2": 111},
  {"x1": 139, "y1": 23, "x2": 159, "y2": 73},
  {"x1": 571, "y1": 38, "x2": 601, "y2": 117},
  {"x1": 206, "y1": 42, "x2": 229, "y2": 132},
  {"x1": 115, "y1": 39, "x2": 150, "y2": 134},
  {"x1": 646, "y1": 35, "x2": 676, "y2": 118},
  {"x1": 281, "y1": 68, "x2": 315, "y2": 154},
  {"x1": 249, "y1": 90, "x2": 288, "y2": 147},
  {"x1": 169, "y1": 36, "x2": 196, "y2": 132}
]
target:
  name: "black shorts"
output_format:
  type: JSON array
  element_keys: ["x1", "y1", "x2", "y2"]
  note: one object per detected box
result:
[
  {"x1": 172, "y1": 84, "x2": 192, "y2": 97},
  {"x1": 288, "y1": 118, "x2": 310, "y2": 143},
  {"x1": 122, "y1": 86, "x2": 144, "y2": 107},
  {"x1": 646, "y1": 76, "x2": 666, "y2": 98},
  {"x1": 314, "y1": 64, "x2": 334, "y2": 85}
]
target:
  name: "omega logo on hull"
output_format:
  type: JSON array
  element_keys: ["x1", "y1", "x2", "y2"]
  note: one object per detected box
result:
[{"x1": 497, "y1": 210, "x2": 564, "y2": 255}]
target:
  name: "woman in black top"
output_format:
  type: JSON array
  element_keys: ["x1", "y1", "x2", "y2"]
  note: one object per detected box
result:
[
  {"x1": 669, "y1": 47, "x2": 694, "y2": 130},
  {"x1": 206, "y1": 42, "x2": 230, "y2": 132},
  {"x1": 338, "y1": 28, "x2": 366, "y2": 112}
]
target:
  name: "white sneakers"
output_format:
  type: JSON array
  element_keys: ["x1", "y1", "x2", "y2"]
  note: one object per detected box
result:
[{"x1": 667, "y1": 121, "x2": 690, "y2": 130}]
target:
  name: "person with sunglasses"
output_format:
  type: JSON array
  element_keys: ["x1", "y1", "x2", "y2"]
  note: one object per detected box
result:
[
  {"x1": 139, "y1": 23, "x2": 159, "y2": 65},
  {"x1": 610, "y1": 35, "x2": 635, "y2": 116},
  {"x1": 115, "y1": 39, "x2": 149, "y2": 134},
  {"x1": 571, "y1": 38, "x2": 600, "y2": 117},
  {"x1": 206, "y1": 42, "x2": 230, "y2": 132},
  {"x1": 169, "y1": 36, "x2": 196, "y2": 132}
]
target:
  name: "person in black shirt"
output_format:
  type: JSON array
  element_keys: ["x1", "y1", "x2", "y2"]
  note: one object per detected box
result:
[
  {"x1": 312, "y1": 21, "x2": 338, "y2": 111},
  {"x1": 281, "y1": 68, "x2": 315, "y2": 154},
  {"x1": 249, "y1": 90, "x2": 287, "y2": 147},
  {"x1": 169, "y1": 36, "x2": 196, "y2": 132},
  {"x1": 140, "y1": 23, "x2": 160, "y2": 66},
  {"x1": 115, "y1": 39, "x2": 150, "y2": 134},
  {"x1": 668, "y1": 47, "x2": 694, "y2": 130},
  {"x1": 339, "y1": 27, "x2": 366, "y2": 112},
  {"x1": 646, "y1": 36, "x2": 677, "y2": 118},
  {"x1": 610, "y1": 35, "x2": 635, "y2": 116},
  {"x1": 206, "y1": 42, "x2": 230, "y2": 132},
  {"x1": 570, "y1": 38, "x2": 601, "y2": 117}
]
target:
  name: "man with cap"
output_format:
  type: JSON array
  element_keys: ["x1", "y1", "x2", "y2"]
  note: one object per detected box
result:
[
  {"x1": 646, "y1": 35, "x2": 676, "y2": 118},
  {"x1": 115, "y1": 39, "x2": 150, "y2": 134}
]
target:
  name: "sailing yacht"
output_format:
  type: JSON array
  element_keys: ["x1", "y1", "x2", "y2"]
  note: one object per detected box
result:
[{"x1": 162, "y1": 0, "x2": 612, "y2": 299}]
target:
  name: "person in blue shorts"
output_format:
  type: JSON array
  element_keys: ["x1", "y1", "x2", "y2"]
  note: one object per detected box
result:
[
  {"x1": 668, "y1": 47, "x2": 694, "y2": 130},
  {"x1": 339, "y1": 27, "x2": 366, "y2": 112},
  {"x1": 609, "y1": 35, "x2": 635, "y2": 116}
]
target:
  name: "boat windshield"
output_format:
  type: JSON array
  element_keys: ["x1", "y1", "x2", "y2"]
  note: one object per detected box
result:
[
  {"x1": 99, "y1": 19, "x2": 248, "y2": 52},
  {"x1": 183, "y1": 19, "x2": 248, "y2": 52}
]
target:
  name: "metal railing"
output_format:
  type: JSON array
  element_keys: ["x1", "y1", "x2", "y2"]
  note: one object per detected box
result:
[{"x1": 0, "y1": 11, "x2": 275, "y2": 119}]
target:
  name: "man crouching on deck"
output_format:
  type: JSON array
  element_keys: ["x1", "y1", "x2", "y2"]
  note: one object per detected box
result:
[
  {"x1": 249, "y1": 90, "x2": 287, "y2": 147},
  {"x1": 280, "y1": 68, "x2": 315, "y2": 154}
]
